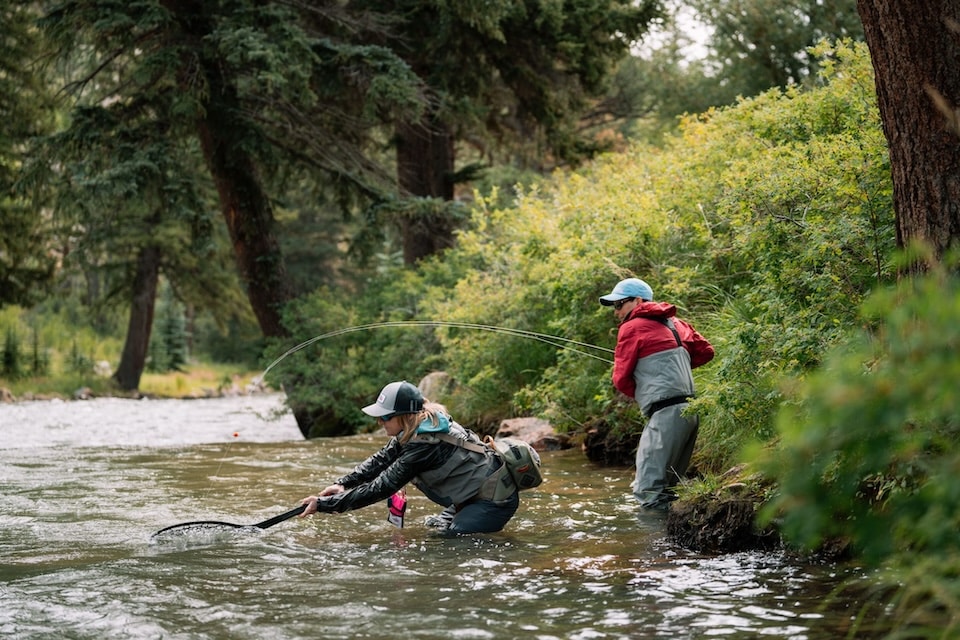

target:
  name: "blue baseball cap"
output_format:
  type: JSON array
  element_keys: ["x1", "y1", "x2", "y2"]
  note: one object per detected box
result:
[{"x1": 599, "y1": 278, "x2": 653, "y2": 305}]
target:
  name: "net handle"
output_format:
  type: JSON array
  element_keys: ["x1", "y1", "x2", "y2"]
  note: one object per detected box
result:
[{"x1": 151, "y1": 503, "x2": 307, "y2": 538}]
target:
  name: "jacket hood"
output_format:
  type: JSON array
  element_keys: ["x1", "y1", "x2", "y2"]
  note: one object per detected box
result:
[
  {"x1": 415, "y1": 412, "x2": 451, "y2": 434},
  {"x1": 628, "y1": 301, "x2": 676, "y2": 321}
]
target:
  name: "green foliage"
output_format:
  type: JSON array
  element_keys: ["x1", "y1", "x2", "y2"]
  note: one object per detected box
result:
[
  {"x1": 0, "y1": 303, "x2": 122, "y2": 384},
  {"x1": 0, "y1": 2, "x2": 58, "y2": 306},
  {"x1": 429, "y1": 41, "x2": 890, "y2": 466},
  {"x1": 25, "y1": 102, "x2": 244, "y2": 324},
  {"x1": 279, "y1": 41, "x2": 895, "y2": 460},
  {"x1": 751, "y1": 257, "x2": 960, "y2": 631},
  {"x1": 3, "y1": 327, "x2": 22, "y2": 380},
  {"x1": 29, "y1": 327, "x2": 50, "y2": 376},
  {"x1": 624, "y1": 0, "x2": 865, "y2": 142},
  {"x1": 273, "y1": 269, "x2": 447, "y2": 436},
  {"x1": 191, "y1": 311, "x2": 263, "y2": 367},
  {"x1": 687, "y1": 0, "x2": 864, "y2": 99},
  {"x1": 30, "y1": 0, "x2": 431, "y2": 338},
  {"x1": 368, "y1": 0, "x2": 661, "y2": 169},
  {"x1": 755, "y1": 260, "x2": 960, "y2": 558},
  {"x1": 67, "y1": 339, "x2": 93, "y2": 376},
  {"x1": 147, "y1": 284, "x2": 190, "y2": 373},
  {"x1": 676, "y1": 40, "x2": 894, "y2": 467}
]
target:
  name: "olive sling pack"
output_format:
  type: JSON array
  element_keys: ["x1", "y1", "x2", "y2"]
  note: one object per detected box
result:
[{"x1": 432, "y1": 433, "x2": 544, "y2": 499}]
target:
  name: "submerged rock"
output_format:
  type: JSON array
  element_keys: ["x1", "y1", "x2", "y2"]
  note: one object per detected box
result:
[{"x1": 496, "y1": 417, "x2": 571, "y2": 451}]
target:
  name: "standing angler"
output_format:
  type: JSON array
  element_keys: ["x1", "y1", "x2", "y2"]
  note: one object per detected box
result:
[{"x1": 600, "y1": 278, "x2": 715, "y2": 510}]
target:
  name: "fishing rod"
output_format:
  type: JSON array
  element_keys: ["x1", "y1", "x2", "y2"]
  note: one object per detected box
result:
[{"x1": 257, "y1": 320, "x2": 613, "y2": 381}]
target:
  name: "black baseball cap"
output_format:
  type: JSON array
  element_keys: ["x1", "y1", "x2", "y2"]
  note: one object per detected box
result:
[{"x1": 361, "y1": 381, "x2": 424, "y2": 418}]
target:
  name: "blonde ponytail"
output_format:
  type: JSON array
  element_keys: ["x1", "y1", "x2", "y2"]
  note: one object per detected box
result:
[{"x1": 398, "y1": 400, "x2": 450, "y2": 444}]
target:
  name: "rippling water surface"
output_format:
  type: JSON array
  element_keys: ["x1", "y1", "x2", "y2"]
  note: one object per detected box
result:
[{"x1": 1, "y1": 395, "x2": 886, "y2": 639}]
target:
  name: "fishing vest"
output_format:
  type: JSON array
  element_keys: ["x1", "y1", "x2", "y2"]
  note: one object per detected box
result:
[{"x1": 411, "y1": 422, "x2": 506, "y2": 505}]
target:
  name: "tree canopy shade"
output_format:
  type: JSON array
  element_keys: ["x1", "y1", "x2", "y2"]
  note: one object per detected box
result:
[
  {"x1": 1, "y1": 1, "x2": 57, "y2": 307},
  {"x1": 31, "y1": 0, "x2": 662, "y2": 435},
  {"x1": 372, "y1": 0, "x2": 661, "y2": 263},
  {"x1": 856, "y1": 0, "x2": 960, "y2": 265},
  {"x1": 618, "y1": 0, "x2": 865, "y2": 141},
  {"x1": 33, "y1": 0, "x2": 426, "y2": 430},
  {"x1": 26, "y1": 104, "x2": 239, "y2": 390},
  {"x1": 688, "y1": 0, "x2": 863, "y2": 98}
]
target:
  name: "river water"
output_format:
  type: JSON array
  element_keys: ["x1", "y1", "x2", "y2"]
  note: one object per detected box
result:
[{"x1": 0, "y1": 394, "x2": 889, "y2": 639}]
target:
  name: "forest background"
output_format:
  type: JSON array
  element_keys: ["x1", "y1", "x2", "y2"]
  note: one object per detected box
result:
[{"x1": 2, "y1": 1, "x2": 960, "y2": 635}]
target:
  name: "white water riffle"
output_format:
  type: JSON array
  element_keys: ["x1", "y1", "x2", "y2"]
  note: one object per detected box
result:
[{"x1": 0, "y1": 394, "x2": 882, "y2": 639}]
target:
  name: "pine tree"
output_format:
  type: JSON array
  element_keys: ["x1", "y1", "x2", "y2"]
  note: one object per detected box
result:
[
  {"x1": 0, "y1": 1, "x2": 57, "y2": 306},
  {"x1": 368, "y1": 0, "x2": 662, "y2": 263}
]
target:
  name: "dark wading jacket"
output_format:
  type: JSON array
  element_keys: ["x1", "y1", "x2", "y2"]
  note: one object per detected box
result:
[{"x1": 316, "y1": 420, "x2": 504, "y2": 514}]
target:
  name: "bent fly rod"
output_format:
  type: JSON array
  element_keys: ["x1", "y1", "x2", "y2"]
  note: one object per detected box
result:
[{"x1": 256, "y1": 320, "x2": 614, "y2": 383}]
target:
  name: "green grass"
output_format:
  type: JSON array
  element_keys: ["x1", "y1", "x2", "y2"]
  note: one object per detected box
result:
[
  {"x1": 139, "y1": 363, "x2": 263, "y2": 397},
  {"x1": 0, "y1": 361, "x2": 264, "y2": 400}
]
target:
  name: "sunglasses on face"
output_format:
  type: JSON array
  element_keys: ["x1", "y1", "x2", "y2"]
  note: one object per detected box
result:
[
  {"x1": 377, "y1": 414, "x2": 397, "y2": 423},
  {"x1": 613, "y1": 297, "x2": 635, "y2": 310}
]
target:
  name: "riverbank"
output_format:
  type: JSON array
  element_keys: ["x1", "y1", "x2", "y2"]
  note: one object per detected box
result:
[
  {"x1": 664, "y1": 464, "x2": 854, "y2": 562},
  {"x1": 0, "y1": 364, "x2": 267, "y2": 403},
  {"x1": 668, "y1": 465, "x2": 784, "y2": 554}
]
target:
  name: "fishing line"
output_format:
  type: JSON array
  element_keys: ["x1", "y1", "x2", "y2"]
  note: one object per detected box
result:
[
  {"x1": 256, "y1": 320, "x2": 614, "y2": 382},
  {"x1": 178, "y1": 323, "x2": 609, "y2": 533},
  {"x1": 201, "y1": 430, "x2": 240, "y2": 504}
]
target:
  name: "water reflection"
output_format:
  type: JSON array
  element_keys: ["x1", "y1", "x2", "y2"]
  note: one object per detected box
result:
[{"x1": 0, "y1": 395, "x2": 885, "y2": 639}]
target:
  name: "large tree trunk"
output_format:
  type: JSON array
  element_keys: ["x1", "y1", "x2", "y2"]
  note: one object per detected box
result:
[
  {"x1": 395, "y1": 116, "x2": 458, "y2": 264},
  {"x1": 195, "y1": 88, "x2": 292, "y2": 337},
  {"x1": 856, "y1": 0, "x2": 960, "y2": 269},
  {"x1": 195, "y1": 73, "x2": 329, "y2": 438},
  {"x1": 113, "y1": 245, "x2": 161, "y2": 391},
  {"x1": 165, "y1": 0, "x2": 292, "y2": 338},
  {"x1": 164, "y1": 0, "x2": 318, "y2": 438}
]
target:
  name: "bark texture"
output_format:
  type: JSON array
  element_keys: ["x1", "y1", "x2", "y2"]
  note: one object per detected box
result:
[
  {"x1": 856, "y1": 0, "x2": 960, "y2": 266},
  {"x1": 395, "y1": 117, "x2": 458, "y2": 264},
  {"x1": 164, "y1": 0, "x2": 311, "y2": 436},
  {"x1": 195, "y1": 74, "x2": 292, "y2": 340},
  {"x1": 113, "y1": 246, "x2": 161, "y2": 391}
]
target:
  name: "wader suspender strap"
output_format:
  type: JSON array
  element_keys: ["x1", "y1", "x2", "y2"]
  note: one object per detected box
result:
[{"x1": 655, "y1": 317, "x2": 683, "y2": 347}]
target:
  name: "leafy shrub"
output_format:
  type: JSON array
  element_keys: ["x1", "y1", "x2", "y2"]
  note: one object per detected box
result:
[
  {"x1": 274, "y1": 271, "x2": 448, "y2": 436},
  {"x1": 286, "y1": 42, "x2": 895, "y2": 472},
  {"x1": 429, "y1": 40, "x2": 890, "y2": 467},
  {"x1": 756, "y1": 258, "x2": 960, "y2": 559},
  {"x1": 0, "y1": 301, "x2": 123, "y2": 383},
  {"x1": 752, "y1": 255, "x2": 960, "y2": 633}
]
